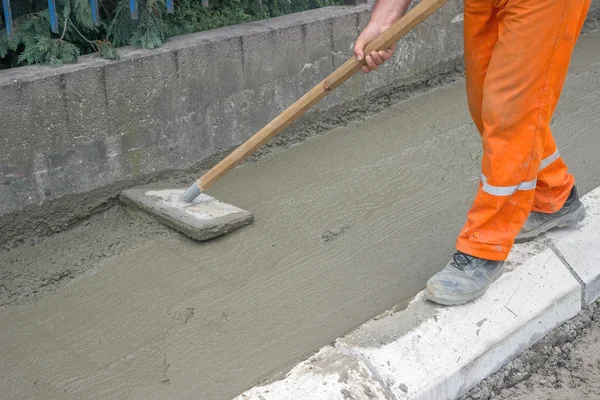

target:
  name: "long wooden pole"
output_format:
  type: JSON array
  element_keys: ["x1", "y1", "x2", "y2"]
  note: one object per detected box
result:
[{"x1": 194, "y1": 0, "x2": 449, "y2": 192}]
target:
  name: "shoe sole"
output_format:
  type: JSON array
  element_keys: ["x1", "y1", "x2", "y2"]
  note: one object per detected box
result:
[
  {"x1": 514, "y1": 203, "x2": 586, "y2": 244},
  {"x1": 423, "y1": 264, "x2": 506, "y2": 306}
]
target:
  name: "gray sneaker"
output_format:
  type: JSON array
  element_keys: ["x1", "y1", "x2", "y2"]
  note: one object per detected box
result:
[
  {"x1": 515, "y1": 185, "x2": 586, "y2": 243},
  {"x1": 424, "y1": 252, "x2": 505, "y2": 306}
]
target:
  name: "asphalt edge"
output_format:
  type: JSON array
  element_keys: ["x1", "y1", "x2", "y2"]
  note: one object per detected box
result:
[{"x1": 232, "y1": 186, "x2": 600, "y2": 400}]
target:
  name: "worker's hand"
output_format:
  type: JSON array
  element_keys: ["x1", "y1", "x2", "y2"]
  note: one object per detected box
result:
[{"x1": 354, "y1": 23, "x2": 396, "y2": 73}]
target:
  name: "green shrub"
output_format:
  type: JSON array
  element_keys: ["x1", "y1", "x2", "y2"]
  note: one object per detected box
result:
[{"x1": 0, "y1": 0, "x2": 343, "y2": 69}]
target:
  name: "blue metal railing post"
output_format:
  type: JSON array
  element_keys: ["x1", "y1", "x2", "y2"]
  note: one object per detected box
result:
[
  {"x1": 2, "y1": 0, "x2": 13, "y2": 38},
  {"x1": 1, "y1": 0, "x2": 178, "y2": 38},
  {"x1": 130, "y1": 0, "x2": 138, "y2": 19},
  {"x1": 48, "y1": 0, "x2": 59, "y2": 33},
  {"x1": 90, "y1": 0, "x2": 100, "y2": 26}
]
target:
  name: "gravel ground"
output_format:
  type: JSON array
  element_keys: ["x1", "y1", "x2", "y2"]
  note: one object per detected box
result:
[{"x1": 462, "y1": 299, "x2": 600, "y2": 400}]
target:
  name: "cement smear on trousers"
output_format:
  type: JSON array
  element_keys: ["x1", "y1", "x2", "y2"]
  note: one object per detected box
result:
[{"x1": 1, "y1": 31, "x2": 600, "y2": 400}]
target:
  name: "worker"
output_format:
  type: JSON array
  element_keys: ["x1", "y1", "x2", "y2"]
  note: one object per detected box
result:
[{"x1": 354, "y1": 0, "x2": 591, "y2": 305}]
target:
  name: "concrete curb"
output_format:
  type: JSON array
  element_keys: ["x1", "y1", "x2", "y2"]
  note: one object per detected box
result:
[
  {"x1": 232, "y1": 186, "x2": 600, "y2": 400},
  {"x1": 546, "y1": 189, "x2": 600, "y2": 306}
]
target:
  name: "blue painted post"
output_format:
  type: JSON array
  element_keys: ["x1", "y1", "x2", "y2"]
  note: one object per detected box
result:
[
  {"x1": 2, "y1": 0, "x2": 13, "y2": 38},
  {"x1": 48, "y1": 0, "x2": 59, "y2": 33},
  {"x1": 89, "y1": 0, "x2": 100, "y2": 26},
  {"x1": 130, "y1": 0, "x2": 138, "y2": 20},
  {"x1": 167, "y1": 0, "x2": 174, "y2": 14}
]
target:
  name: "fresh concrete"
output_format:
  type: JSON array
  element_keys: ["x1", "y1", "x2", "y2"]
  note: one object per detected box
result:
[
  {"x1": 1, "y1": 27, "x2": 600, "y2": 400},
  {"x1": 120, "y1": 186, "x2": 254, "y2": 241},
  {"x1": 0, "y1": 0, "x2": 465, "y2": 230}
]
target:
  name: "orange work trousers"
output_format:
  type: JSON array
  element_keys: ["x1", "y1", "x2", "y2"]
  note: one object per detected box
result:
[{"x1": 456, "y1": 0, "x2": 591, "y2": 261}]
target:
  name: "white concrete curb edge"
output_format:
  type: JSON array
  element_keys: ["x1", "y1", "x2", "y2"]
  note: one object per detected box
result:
[
  {"x1": 546, "y1": 188, "x2": 600, "y2": 306},
  {"x1": 233, "y1": 187, "x2": 600, "y2": 400},
  {"x1": 236, "y1": 346, "x2": 390, "y2": 400}
]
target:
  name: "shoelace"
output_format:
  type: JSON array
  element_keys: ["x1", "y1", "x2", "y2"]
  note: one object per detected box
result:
[{"x1": 450, "y1": 252, "x2": 474, "y2": 271}]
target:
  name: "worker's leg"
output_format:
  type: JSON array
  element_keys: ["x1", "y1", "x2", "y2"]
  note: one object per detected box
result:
[
  {"x1": 531, "y1": 134, "x2": 574, "y2": 213},
  {"x1": 467, "y1": 0, "x2": 588, "y2": 215},
  {"x1": 425, "y1": 0, "x2": 591, "y2": 305},
  {"x1": 422, "y1": 0, "x2": 502, "y2": 307},
  {"x1": 454, "y1": 0, "x2": 591, "y2": 261},
  {"x1": 515, "y1": 0, "x2": 592, "y2": 241},
  {"x1": 464, "y1": 0, "x2": 498, "y2": 135},
  {"x1": 529, "y1": 0, "x2": 591, "y2": 213},
  {"x1": 514, "y1": 128, "x2": 587, "y2": 242}
]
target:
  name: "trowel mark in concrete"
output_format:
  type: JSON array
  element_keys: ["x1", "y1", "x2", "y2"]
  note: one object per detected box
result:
[
  {"x1": 321, "y1": 224, "x2": 350, "y2": 242},
  {"x1": 160, "y1": 354, "x2": 171, "y2": 385},
  {"x1": 168, "y1": 307, "x2": 195, "y2": 323}
]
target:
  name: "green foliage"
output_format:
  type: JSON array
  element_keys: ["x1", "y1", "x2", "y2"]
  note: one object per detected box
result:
[
  {"x1": 97, "y1": 40, "x2": 119, "y2": 59},
  {"x1": 18, "y1": 35, "x2": 80, "y2": 65},
  {"x1": 170, "y1": 0, "x2": 253, "y2": 33},
  {"x1": 0, "y1": 0, "x2": 344, "y2": 69},
  {"x1": 0, "y1": 0, "x2": 100, "y2": 67}
]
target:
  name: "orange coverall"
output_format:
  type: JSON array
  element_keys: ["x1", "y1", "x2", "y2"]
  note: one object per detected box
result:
[{"x1": 456, "y1": 0, "x2": 592, "y2": 261}]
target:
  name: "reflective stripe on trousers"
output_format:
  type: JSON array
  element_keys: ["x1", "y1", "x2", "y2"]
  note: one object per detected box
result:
[{"x1": 480, "y1": 150, "x2": 560, "y2": 197}]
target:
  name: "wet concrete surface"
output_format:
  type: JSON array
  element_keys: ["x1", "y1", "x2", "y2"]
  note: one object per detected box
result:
[{"x1": 1, "y1": 30, "x2": 600, "y2": 400}]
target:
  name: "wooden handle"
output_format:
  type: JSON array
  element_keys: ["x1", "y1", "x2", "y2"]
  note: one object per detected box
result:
[{"x1": 196, "y1": 0, "x2": 449, "y2": 191}]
